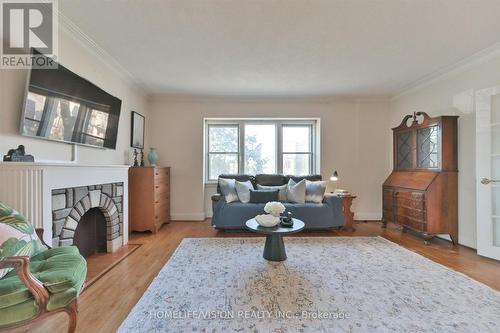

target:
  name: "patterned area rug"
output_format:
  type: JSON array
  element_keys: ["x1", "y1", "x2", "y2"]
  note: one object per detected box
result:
[{"x1": 119, "y1": 237, "x2": 500, "y2": 332}]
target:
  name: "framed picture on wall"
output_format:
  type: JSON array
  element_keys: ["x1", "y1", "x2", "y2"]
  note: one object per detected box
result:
[{"x1": 131, "y1": 111, "x2": 145, "y2": 149}]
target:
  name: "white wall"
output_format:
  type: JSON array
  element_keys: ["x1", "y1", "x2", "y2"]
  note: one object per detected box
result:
[
  {"x1": 148, "y1": 97, "x2": 392, "y2": 221},
  {"x1": 0, "y1": 28, "x2": 148, "y2": 165},
  {"x1": 390, "y1": 55, "x2": 500, "y2": 249}
]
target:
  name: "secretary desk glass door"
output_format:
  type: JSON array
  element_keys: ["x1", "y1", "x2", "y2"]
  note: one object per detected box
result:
[
  {"x1": 417, "y1": 125, "x2": 440, "y2": 169},
  {"x1": 476, "y1": 87, "x2": 500, "y2": 260},
  {"x1": 396, "y1": 131, "x2": 413, "y2": 169}
]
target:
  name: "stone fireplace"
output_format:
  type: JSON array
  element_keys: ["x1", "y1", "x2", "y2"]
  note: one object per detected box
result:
[
  {"x1": 0, "y1": 163, "x2": 129, "y2": 248},
  {"x1": 51, "y1": 183, "x2": 124, "y2": 252}
]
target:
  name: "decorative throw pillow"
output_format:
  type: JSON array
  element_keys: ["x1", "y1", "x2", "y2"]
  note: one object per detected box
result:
[
  {"x1": 218, "y1": 178, "x2": 239, "y2": 203},
  {"x1": 0, "y1": 202, "x2": 47, "y2": 278},
  {"x1": 257, "y1": 184, "x2": 288, "y2": 202},
  {"x1": 249, "y1": 189, "x2": 279, "y2": 203},
  {"x1": 305, "y1": 180, "x2": 328, "y2": 203},
  {"x1": 235, "y1": 180, "x2": 254, "y2": 203},
  {"x1": 286, "y1": 179, "x2": 306, "y2": 204}
]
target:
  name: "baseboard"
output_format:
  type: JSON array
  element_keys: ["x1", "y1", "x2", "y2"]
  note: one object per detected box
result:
[
  {"x1": 354, "y1": 213, "x2": 381, "y2": 221},
  {"x1": 171, "y1": 212, "x2": 206, "y2": 221}
]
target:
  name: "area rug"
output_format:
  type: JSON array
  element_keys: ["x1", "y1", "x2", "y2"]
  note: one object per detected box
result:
[{"x1": 118, "y1": 237, "x2": 500, "y2": 332}]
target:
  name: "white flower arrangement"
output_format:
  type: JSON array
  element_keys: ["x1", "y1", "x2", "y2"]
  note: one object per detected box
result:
[{"x1": 264, "y1": 201, "x2": 286, "y2": 217}]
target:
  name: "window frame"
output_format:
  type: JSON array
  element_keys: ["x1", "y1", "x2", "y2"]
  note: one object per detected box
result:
[
  {"x1": 205, "y1": 118, "x2": 319, "y2": 183},
  {"x1": 206, "y1": 124, "x2": 240, "y2": 181},
  {"x1": 281, "y1": 123, "x2": 314, "y2": 176}
]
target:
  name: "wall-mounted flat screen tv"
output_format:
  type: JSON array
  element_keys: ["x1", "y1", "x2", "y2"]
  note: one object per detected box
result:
[{"x1": 20, "y1": 51, "x2": 122, "y2": 149}]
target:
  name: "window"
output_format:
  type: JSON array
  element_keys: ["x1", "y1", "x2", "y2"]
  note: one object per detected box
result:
[
  {"x1": 282, "y1": 125, "x2": 313, "y2": 175},
  {"x1": 244, "y1": 124, "x2": 276, "y2": 174},
  {"x1": 205, "y1": 119, "x2": 318, "y2": 181},
  {"x1": 207, "y1": 125, "x2": 239, "y2": 180}
]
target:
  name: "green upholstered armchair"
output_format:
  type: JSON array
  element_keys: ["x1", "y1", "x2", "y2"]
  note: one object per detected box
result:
[{"x1": 0, "y1": 202, "x2": 87, "y2": 333}]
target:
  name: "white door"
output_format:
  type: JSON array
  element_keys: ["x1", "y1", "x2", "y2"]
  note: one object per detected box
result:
[{"x1": 476, "y1": 87, "x2": 500, "y2": 260}]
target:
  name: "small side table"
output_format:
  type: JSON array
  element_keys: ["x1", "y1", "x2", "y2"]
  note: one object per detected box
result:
[{"x1": 337, "y1": 195, "x2": 356, "y2": 231}]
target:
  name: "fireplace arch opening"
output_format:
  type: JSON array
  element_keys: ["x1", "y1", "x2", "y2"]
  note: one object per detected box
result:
[
  {"x1": 52, "y1": 183, "x2": 124, "y2": 253},
  {"x1": 73, "y1": 208, "x2": 107, "y2": 258}
]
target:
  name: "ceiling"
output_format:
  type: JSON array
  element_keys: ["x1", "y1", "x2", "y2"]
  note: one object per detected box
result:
[{"x1": 59, "y1": 0, "x2": 500, "y2": 97}]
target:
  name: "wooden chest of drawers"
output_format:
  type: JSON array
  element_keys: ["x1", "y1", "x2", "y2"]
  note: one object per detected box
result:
[{"x1": 129, "y1": 167, "x2": 170, "y2": 233}]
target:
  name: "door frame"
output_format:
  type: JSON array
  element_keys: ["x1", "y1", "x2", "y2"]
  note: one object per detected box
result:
[{"x1": 476, "y1": 86, "x2": 500, "y2": 260}]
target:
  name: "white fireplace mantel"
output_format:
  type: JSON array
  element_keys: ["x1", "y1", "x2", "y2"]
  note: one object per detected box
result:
[{"x1": 0, "y1": 162, "x2": 129, "y2": 247}]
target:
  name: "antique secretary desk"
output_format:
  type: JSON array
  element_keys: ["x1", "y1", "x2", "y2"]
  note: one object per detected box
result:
[{"x1": 382, "y1": 112, "x2": 458, "y2": 244}]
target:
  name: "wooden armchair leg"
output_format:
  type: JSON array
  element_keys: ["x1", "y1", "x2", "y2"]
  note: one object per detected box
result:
[{"x1": 64, "y1": 300, "x2": 78, "y2": 333}]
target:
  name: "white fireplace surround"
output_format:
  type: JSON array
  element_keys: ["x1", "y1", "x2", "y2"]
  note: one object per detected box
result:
[{"x1": 0, "y1": 162, "x2": 129, "y2": 249}]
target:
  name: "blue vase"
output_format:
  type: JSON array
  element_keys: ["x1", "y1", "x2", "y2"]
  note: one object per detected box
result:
[{"x1": 148, "y1": 148, "x2": 159, "y2": 166}]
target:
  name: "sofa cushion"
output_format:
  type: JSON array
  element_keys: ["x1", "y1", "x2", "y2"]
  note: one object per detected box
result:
[
  {"x1": 287, "y1": 179, "x2": 306, "y2": 203},
  {"x1": 0, "y1": 202, "x2": 47, "y2": 279},
  {"x1": 218, "y1": 178, "x2": 239, "y2": 203},
  {"x1": 249, "y1": 189, "x2": 279, "y2": 203},
  {"x1": 0, "y1": 246, "x2": 86, "y2": 311},
  {"x1": 305, "y1": 180, "x2": 328, "y2": 203},
  {"x1": 235, "y1": 180, "x2": 253, "y2": 203},
  {"x1": 217, "y1": 174, "x2": 255, "y2": 193},
  {"x1": 255, "y1": 174, "x2": 288, "y2": 186},
  {"x1": 257, "y1": 184, "x2": 288, "y2": 201},
  {"x1": 287, "y1": 175, "x2": 322, "y2": 182}
]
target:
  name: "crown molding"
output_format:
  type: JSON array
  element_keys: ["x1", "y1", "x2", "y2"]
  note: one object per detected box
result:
[
  {"x1": 147, "y1": 93, "x2": 390, "y2": 104},
  {"x1": 58, "y1": 11, "x2": 147, "y2": 95},
  {"x1": 392, "y1": 41, "x2": 500, "y2": 101}
]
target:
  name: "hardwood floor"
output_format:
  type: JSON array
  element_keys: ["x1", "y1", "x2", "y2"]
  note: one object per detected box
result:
[
  {"x1": 84, "y1": 244, "x2": 140, "y2": 288},
  {"x1": 13, "y1": 220, "x2": 500, "y2": 333}
]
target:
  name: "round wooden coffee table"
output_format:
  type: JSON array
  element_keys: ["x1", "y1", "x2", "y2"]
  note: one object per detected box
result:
[{"x1": 245, "y1": 218, "x2": 305, "y2": 261}]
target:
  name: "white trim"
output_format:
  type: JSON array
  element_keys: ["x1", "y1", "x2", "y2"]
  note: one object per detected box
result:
[
  {"x1": 148, "y1": 94, "x2": 390, "y2": 104},
  {"x1": 171, "y1": 213, "x2": 206, "y2": 221},
  {"x1": 392, "y1": 41, "x2": 500, "y2": 101},
  {"x1": 204, "y1": 118, "x2": 320, "y2": 182},
  {"x1": 57, "y1": 11, "x2": 147, "y2": 94}
]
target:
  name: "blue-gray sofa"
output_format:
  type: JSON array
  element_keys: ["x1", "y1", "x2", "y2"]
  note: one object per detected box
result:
[{"x1": 211, "y1": 174, "x2": 344, "y2": 230}]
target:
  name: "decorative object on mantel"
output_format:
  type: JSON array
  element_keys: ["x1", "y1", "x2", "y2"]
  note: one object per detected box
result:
[
  {"x1": 3, "y1": 145, "x2": 34, "y2": 162},
  {"x1": 131, "y1": 111, "x2": 145, "y2": 149},
  {"x1": 382, "y1": 111, "x2": 458, "y2": 245},
  {"x1": 148, "y1": 148, "x2": 159, "y2": 166},
  {"x1": 133, "y1": 149, "x2": 139, "y2": 167},
  {"x1": 140, "y1": 149, "x2": 145, "y2": 167}
]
